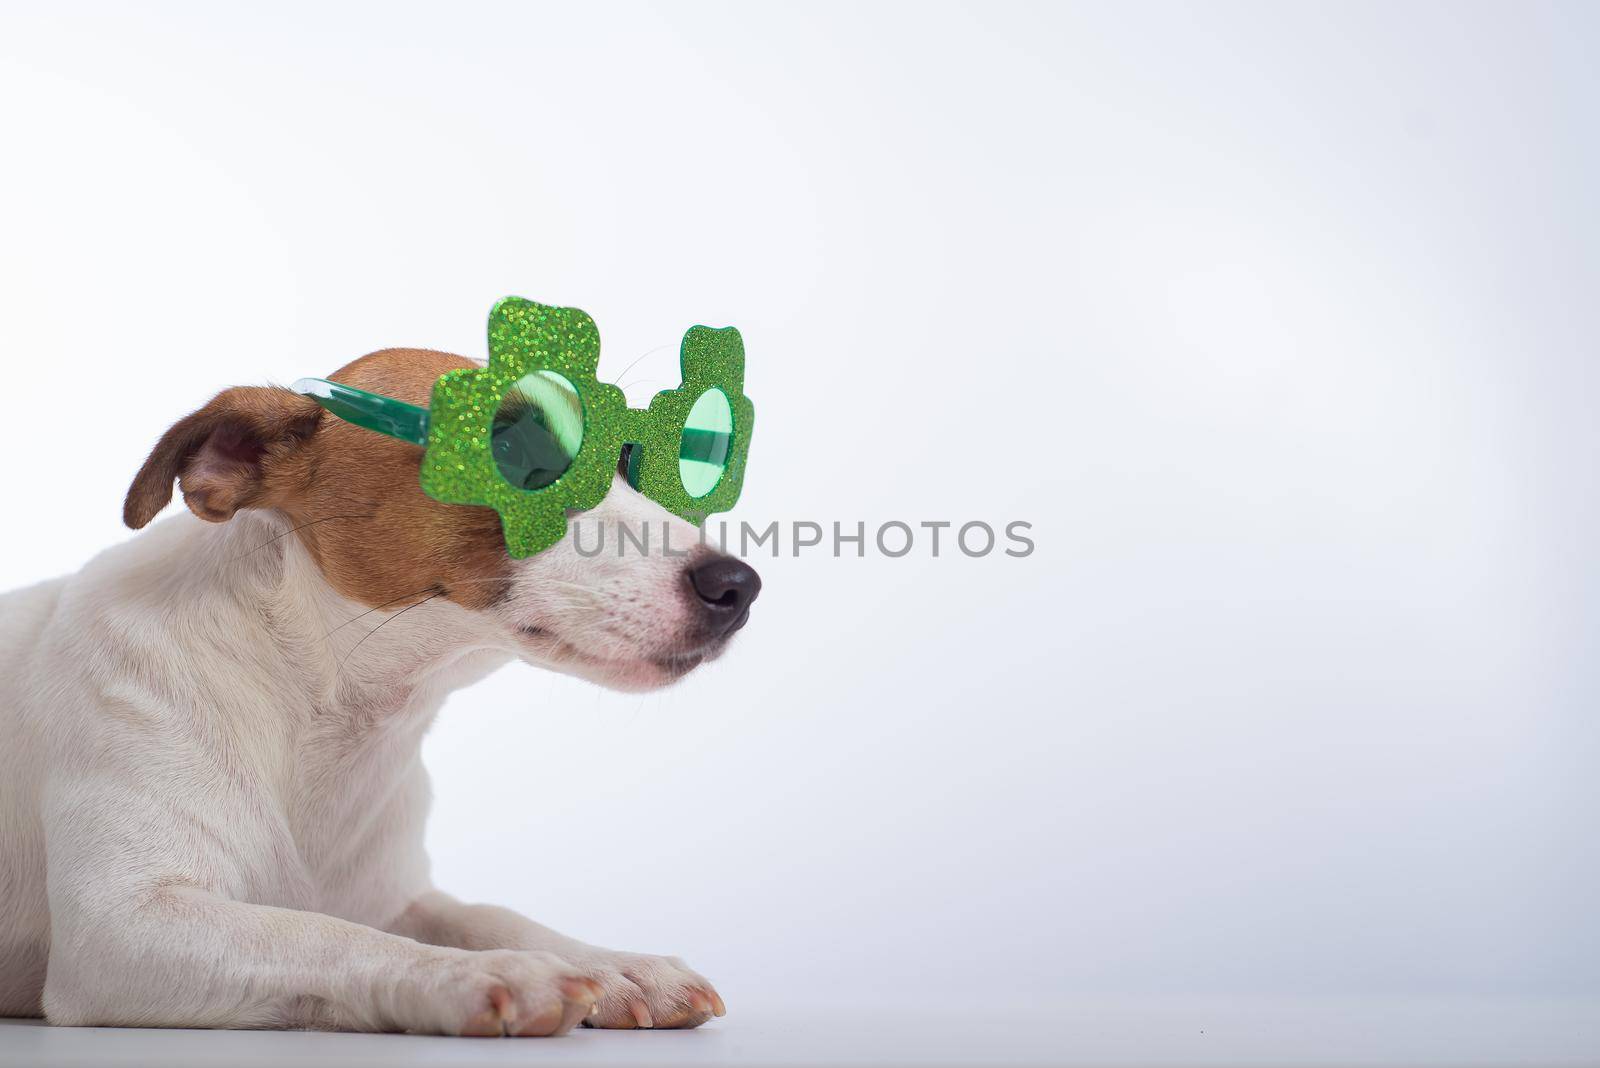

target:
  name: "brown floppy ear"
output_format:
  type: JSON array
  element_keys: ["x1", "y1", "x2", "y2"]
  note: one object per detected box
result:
[{"x1": 124, "y1": 386, "x2": 323, "y2": 529}]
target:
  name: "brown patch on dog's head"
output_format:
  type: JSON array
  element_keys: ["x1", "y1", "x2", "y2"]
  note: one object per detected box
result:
[{"x1": 124, "y1": 349, "x2": 515, "y2": 612}]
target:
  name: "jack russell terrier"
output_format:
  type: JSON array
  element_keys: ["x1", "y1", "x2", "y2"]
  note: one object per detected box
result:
[{"x1": 0, "y1": 344, "x2": 759, "y2": 1036}]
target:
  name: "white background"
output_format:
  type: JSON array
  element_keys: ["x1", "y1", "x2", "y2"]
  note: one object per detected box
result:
[{"x1": 1, "y1": 0, "x2": 1595, "y2": 1020}]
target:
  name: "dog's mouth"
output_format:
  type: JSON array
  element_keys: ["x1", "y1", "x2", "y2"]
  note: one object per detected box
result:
[
  {"x1": 653, "y1": 648, "x2": 707, "y2": 676},
  {"x1": 513, "y1": 624, "x2": 719, "y2": 690}
]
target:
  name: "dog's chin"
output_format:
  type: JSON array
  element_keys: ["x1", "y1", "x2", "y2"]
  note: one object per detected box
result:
[{"x1": 512, "y1": 626, "x2": 720, "y2": 693}]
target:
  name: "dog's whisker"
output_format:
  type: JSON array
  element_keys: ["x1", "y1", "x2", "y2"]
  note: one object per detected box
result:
[
  {"x1": 320, "y1": 575, "x2": 604, "y2": 646},
  {"x1": 322, "y1": 586, "x2": 444, "y2": 639},
  {"x1": 609, "y1": 345, "x2": 669, "y2": 397},
  {"x1": 540, "y1": 579, "x2": 604, "y2": 600},
  {"x1": 229, "y1": 513, "x2": 376, "y2": 562},
  {"x1": 333, "y1": 590, "x2": 444, "y2": 681}
]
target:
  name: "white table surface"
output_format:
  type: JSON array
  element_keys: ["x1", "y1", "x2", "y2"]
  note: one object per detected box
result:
[{"x1": 2, "y1": 997, "x2": 1597, "y2": 1068}]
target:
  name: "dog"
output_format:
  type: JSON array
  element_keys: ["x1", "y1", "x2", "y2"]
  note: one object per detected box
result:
[{"x1": 0, "y1": 345, "x2": 759, "y2": 1035}]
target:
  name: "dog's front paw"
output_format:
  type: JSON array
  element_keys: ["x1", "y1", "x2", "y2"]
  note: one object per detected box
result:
[
  {"x1": 568, "y1": 950, "x2": 725, "y2": 1030},
  {"x1": 393, "y1": 948, "x2": 601, "y2": 1037}
]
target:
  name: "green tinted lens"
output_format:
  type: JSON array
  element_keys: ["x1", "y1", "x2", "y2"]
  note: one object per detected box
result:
[
  {"x1": 679, "y1": 388, "x2": 732, "y2": 498},
  {"x1": 492, "y1": 371, "x2": 584, "y2": 491}
]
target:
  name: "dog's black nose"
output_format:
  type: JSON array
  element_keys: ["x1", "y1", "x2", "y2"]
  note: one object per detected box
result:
[{"x1": 688, "y1": 555, "x2": 762, "y2": 635}]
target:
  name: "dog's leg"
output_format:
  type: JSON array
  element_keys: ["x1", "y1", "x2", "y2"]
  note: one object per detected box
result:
[
  {"x1": 44, "y1": 883, "x2": 600, "y2": 1034},
  {"x1": 41, "y1": 794, "x2": 599, "y2": 1034},
  {"x1": 391, "y1": 889, "x2": 724, "y2": 1030}
]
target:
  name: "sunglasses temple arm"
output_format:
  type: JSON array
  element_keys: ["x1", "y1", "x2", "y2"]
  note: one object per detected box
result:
[
  {"x1": 678, "y1": 427, "x2": 730, "y2": 464},
  {"x1": 293, "y1": 378, "x2": 724, "y2": 462},
  {"x1": 622, "y1": 429, "x2": 728, "y2": 491},
  {"x1": 291, "y1": 378, "x2": 431, "y2": 447}
]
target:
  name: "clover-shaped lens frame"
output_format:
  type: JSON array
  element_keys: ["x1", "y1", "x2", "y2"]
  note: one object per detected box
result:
[
  {"x1": 631, "y1": 324, "x2": 755, "y2": 523},
  {"x1": 417, "y1": 297, "x2": 753, "y2": 559}
]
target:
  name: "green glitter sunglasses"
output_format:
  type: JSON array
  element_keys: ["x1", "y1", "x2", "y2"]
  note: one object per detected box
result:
[{"x1": 292, "y1": 296, "x2": 754, "y2": 559}]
